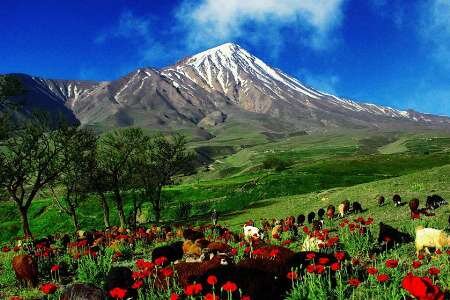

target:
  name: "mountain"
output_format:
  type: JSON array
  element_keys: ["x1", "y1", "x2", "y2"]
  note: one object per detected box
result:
[{"x1": 4, "y1": 43, "x2": 450, "y2": 136}]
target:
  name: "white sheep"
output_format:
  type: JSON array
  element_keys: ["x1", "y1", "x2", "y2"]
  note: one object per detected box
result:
[
  {"x1": 243, "y1": 225, "x2": 263, "y2": 241},
  {"x1": 415, "y1": 226, "x2": 450, "y2": 255}
]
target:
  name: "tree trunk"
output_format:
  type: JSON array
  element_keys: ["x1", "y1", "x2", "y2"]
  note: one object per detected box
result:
[
  {"x1": 99, "y1": 192, "x2": 110, "y2": 228},
  {"x1": 19, "y1": 206, "x2": 32, "y2": 239},
  {"x1": 153, "y1": 186, "x2": 162, "y2": 223},
  {"x1": 113, "y1": 188, "x2": 126, "y2": 228},
  {"x1": 70, "y1": 208, "x2": 80, "y2": 232}
]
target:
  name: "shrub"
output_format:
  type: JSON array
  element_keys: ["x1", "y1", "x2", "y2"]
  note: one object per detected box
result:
[{"x1": 262, "y1": 156, "x2": 291, "y2": 171}]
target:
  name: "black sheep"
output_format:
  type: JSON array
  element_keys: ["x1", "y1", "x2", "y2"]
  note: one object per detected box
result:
[
  {"x1": 392, "y1": 194, "x2": 402, "y2": 207},
  {"x1": 61, "y1": 283, "x2": 105, "y2": 300},
  {"x1": 312, "y1": 220, "x2": 323, "y2": 231},
  {"x1": 307, "y1": 212, "x2": 316, "y2": 224},
  {"x1": 426, "y1": 194, "x2": 448, "y2": 210},
  {"x1": 151, "y1": 241, "x2": 184, "y2": 264},
  {"x1": 317, "y1": 208, "x2": 325, "y2": 220},
  {"x1": 377, "y1": 195, "x2": 385, "y2": 206},
  {"x1": 351, "y1": 202, "x2": 363, "y2": 214},
  {"x1": 297, "y1": 214, "x2": 305, "y2": 226},
  {"x1": 105, "y1": 267, "x2": 137, "y2": 300},
  {"x1": 183, "y1": 228, "x2": 204, "y2": 241},
  {"x1": 375, "y1": 222, "x2": 412, "y2": 252}
]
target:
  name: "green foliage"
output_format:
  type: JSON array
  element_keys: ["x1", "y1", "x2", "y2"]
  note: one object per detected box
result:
[
  {"x1": 75, "y1": 249, "x2": 114, "y2": 286},
  {"x1": 0, "y1": 75, "x2": 23, "y2": 103},
  {"x1": 262, "y1": 155, "x2": 291, "y2": 171}
]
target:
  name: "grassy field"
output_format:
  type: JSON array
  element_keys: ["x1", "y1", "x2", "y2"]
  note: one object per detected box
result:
[{"x1": 1, "y1": 130, "x2": 450, "y2": 242}]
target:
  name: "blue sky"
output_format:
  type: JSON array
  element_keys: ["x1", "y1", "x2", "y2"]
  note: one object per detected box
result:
[{"x1": 1, "y1": 0, "x2": 449, "y2": 116}]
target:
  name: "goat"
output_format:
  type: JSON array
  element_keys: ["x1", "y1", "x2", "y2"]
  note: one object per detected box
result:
[
  {"x1": 415, "y1": 226, "x2": 450, "y2": 255},
  {"x1": 12, "y1": 254, "x2": 38, "y2": 287},
  {"x1": 426, "y1": 194, "x2": 448, "y2": 210},
  {"x1": 375, "y1": 222, "x2": 412, "y2": 252},
  {"x1": 338, "y1": 200, "x2": 350, "y2": 217},
  {"x1": 243, "y1": 225, "x2": 263, "y2": 241},
  {"x1": 60, "y1": 283, "x2": 105, "y2": 300},
  {"x1": 152, "y1": 241, "x2": 184, "y2": 264},
  {"x1": 174, "y1": 253, "x2": 232, "y2": 287},
  {"x1": 183, "y1": 228, "x2": 204, "y2": 241},
  {"x1": 351, "y1": 202, "x2": 363, "y2": 214},
  {"x1": 307, "y1": 212, "x2": 315, "y2": 224},
  {"x1": 297, "y1": 214, "x2": 305, "y2": 226},
  {"x1": 326, "y1": 205, "x2": 335, "y2": 219},
  {"x1": 317, "y1": 208, "x2": 325, "y2": 220},
  {"x1": 392, "y1": 194, "x2": 402, "y2": 206},
  {"x1": 301, "y1": 236, "x2": 325, "y2": 251},
  {"x1": 377, "y1": 195, "x2": 385, "y2": 206}
]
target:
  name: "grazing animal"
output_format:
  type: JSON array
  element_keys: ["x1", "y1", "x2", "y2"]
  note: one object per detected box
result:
[
  {"x1": 152, "y1": 241, "x2": 184, "y2": 264},
  {"x1": 351, "y1": 202, "x2": 363, "y2": 214},
  {"x1": 307, "y1": 212, "x2": 316, "y2": 224},
  {"x1": 174, "y1": 254, "x2": 232, "y2": 287},
  {"x1": 183, "y1": 228, "x2": 204, "y2": 241},
  {"x1": 271, "y1": 224, "x2": 282, "y2": 239},
  {"x1": 12, "y1": 254, "x2": 39, "y2": 287},
  {"x1": 60, "y1": 283, "x2": 105, "y2": 300},
  {"x1": 317, "y1": 208, "x2": 325, "y2": 220},
  {"x1": 301, "y1": 236, "x2": 325, "y2": 251},
  {"x1": 409, "y1": 198, "x2": 420, "y2": 212},
  {"x1": 182, "y1": 240, "x2": 203, "y2": 257},
  {"x1": 105, "y1": 267, "x2": 137, "y2": 300},
  {"x1": 393, "y1": 194, "x2": 402, "y2": 206},
  {"x1": 297, "y1": 214, "x2": 305, "y2": 225},
  {"x1": 243, "y1": 225, "x2": 263, "y2": 241},
  {"x1": 376, "y1": 222, "x2": 413, "y2": 251},
  {"x1": 207, "y1": 241, "x2": 232, "y2": 254},
  {"x1": 338, "y1": 200, "x2": 350, "y2": 217},
  {"x1": 415, "y1": 226, "x2": 450, "y2": 255},
  {"x1": 326, "y1": 205, "x2": 335, "y2": 219},
  {"x1": 312, "y1": 220, "x2": 323, "y2": 231},
  {"x1": 377, "y1": 195, "x2": 385, "y2": 206},
  {"x1": 426, "y1": 194, "x2": 448, "y2": 210}
]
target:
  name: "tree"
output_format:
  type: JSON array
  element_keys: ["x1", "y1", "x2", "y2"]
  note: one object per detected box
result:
[
  {"x1": 137, "y1": 133, "x2": 194, "y2": 223},
  {"x1": 0, "y1": 75, "x2": 24, "y2": 140},
  {"x1": 0, "y1": 75, "x2": 23, "y2": 103},
  {"x1": 49, "y1": 126, "x2": 97, "y2": 231},
  {"x1": 96, "y1": 128, "x2": 146, "y2": 228},
  {"x1": 0, "y1": 115, "x2": 69, "y2": 238},
  {"x1": 89, "y1": 161, "x2": 113, "y2": 229}
]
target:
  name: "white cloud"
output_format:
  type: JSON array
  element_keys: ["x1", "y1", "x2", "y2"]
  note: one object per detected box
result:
[
  {"x1": 420, "y1": 0, "x2": 450, "y2": 69},
  {"x1": 176, "y1": 0, "x2": 346, "y2": 51}
]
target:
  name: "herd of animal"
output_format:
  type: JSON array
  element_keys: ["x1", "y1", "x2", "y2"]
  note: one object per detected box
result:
[{"x1": 4, "y1": 193, "x2": 450, "y2": 299}]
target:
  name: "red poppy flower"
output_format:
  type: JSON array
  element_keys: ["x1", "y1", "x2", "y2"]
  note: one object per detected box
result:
[
  {"x1": 318, "y1": 257, "x2": 330, "y2": 265},
  {"x1": 315, "y1": 265, "x2": 325, "y2": 274},
  {"x1": 204, "y1": 293, "x2": 219, "y2": 300},
  {"x1": 428, "y1": 267, "x2": 440, "y2": 276},
  {"x1": 402, "y1": 273, "x2": 444, "y2": 300},
  {"x1": 303, "y1": 226, "x2": 310, "y2": 233},
  {"x1": 40, "y1": 283, "x2": 58, "y2": 295},
  {"x1": 132, "y1": 280, "x2": 144, "y2": 289},
  {"x1": 270, "y1": 249, "x2": 280, "y2": 257},
  {"x1": 207, "y1": 275, "x2": 218, "y2": 285},
  {"x1": 385, "y1": 259, "x2": 398, "y2": 268},
  {"x1": 417, "y1": 254, "x2": 425, "y2": 260},
  {"x1": 222, "y1": 281, "x2": 238, "y2": 293},
  {"x1": 170, "y1": 293, "x2": 180, "y2": 300},
  {"x1": 10, "y1": 296, "x2": 23, "y2": 300},
  {"x1": 351, "y1": 258, "x2": 360, "y2": 266},
  {"x1": 2, "y1": 246, "x2": 10, "y2": 252},
  {"x1": 306, "y1": 264, "x2": 315, "y2": 273},
  {"x1": 230, "y1": 248, "x2": 238, "y2": 256},
  {"x1": 367, "y1": 266, "x2": 378, "y2": 275},
  {"x1": 377, "y1": 274, "x2": 390, "y2": 283},
  {"x1": 50, "y1": 265, "x2": 60, "y2": 272},
  {"x1": 161, "y1": 267, "x2": 174, "y2": 277},
  {"x1": 241, "y1": 295, "x2": 251, "y2": 300},
  {"x1": 435, "y1": 249, "x2": 442, "y2": 255},
  {"x1": 109, "y1": 287, "x2": 127, "y2": 299},
  {"x1": 154, "y1": 256, "x2": 168, "y2": 266},
  {"x1": 330, "y1": 262, "x2": 341, "y2": 271},
  {"x1": 334, "y1": 251, "x2": 345, "y2": 261},
  {"x1": 287, "y1": 271, "x2": 298, "y2": 280},
  {"x1": 446, "y1": 249, "x2": 450, "y2": 255},
  {"x1": 306, "y1": 252, "x2": 316, "y2": 260},
  {"x1": 347, "y1": 278, "x2": 361, "y2": 287},
  {"x1": 184, "y1": 283, "x2": 203, "y2": 296},
  {"x1": 412, "y1": 261, "x2": 422, "y2": 269}
]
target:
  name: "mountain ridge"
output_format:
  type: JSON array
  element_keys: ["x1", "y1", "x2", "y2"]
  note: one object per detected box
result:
[{"x1": 3, "y1": 43, "x2": 450, "y2": 135}]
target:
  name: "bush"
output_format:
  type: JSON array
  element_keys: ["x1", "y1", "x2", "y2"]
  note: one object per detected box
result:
[
  {"x1": 75, "y1": 248, "x2": 113, "y2": 286},
  {"x1": 262, "y1": 156, "x2": 291, "y2": 171}
]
